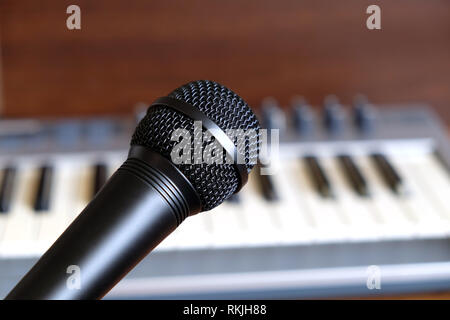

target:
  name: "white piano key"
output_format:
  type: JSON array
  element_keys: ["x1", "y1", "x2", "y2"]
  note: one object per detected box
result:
[
  {"x1": 389, "y1": 155, "x2": 450, "y2": 238},
  {"x1": 0, "y1": 164, "x2": 39, "y2": 257},
  {"x1": 35, "y1": 162, "x2": 76, "y2": 253},
  {"x1": 239, "y1": 172, "x2": 284, "y2": 246},
  {"x1": 204, "y1": 203, "x2": 245, "y2": 248},
  {"x1": 156, "y1": 202, "x2": 211, "y2": 251},
  {"x1": 72, "y1": 162, "x2": 92, "y2": 223},
  {"x1": 323, "y1": 157, "x2": 383, "y2": 241},
  {"x1": 71, "y1": 154, "x2": 119, "y2": 223},
  {"x1": 168, "y1": 213, "x2": 213, "y2": 250},
  {"x1": 157, "y1": 207, "x2": 212, "y2": 251},
  {"x1": 290, "y1": 158, "x2": 351, "y2": 243},
  {"x1": 271, "y1": 161, "x2": 317, "y2": 244},
  {"x1": 406, "y1": 154, "x2": 450, "y2": 220},
  {"x1": 357, "y1": 156, "x2": 418, "y2": 239},
  {"x1": 155, "y1": 228, "x2": 179, "y2": 251}
]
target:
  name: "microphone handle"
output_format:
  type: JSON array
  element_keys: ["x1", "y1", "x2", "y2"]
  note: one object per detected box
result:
[{"x1": 6, "y1": 147, "x2": 201, "y2": 300}]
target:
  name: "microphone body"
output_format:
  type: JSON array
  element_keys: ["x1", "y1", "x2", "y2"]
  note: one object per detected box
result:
[
  {"x1": 5, "y1": 80, "x2": 260, "y2": 300},
  {"x1": 6, "y1": 146, "x2": 201, "y2": 299}
]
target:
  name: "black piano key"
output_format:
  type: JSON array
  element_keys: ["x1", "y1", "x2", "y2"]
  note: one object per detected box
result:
[
  {"x1": 371, "y1": 153, "x2": 404, "y2": 194},
  {"x1": 93, "y1": 163, "x2": 107, "y2": 197},
  {"x1": 257, "y1": 170, "x2": 279, "y2": 202},
  {"x1": 34, "y1": 165, "x2": 54, "y2": 212},
  {"x1": 0, "y1": 167, "x2": 17, "y2": 213},
  {"x1": 304, "y1": 156, "x2": 333, "y2": 198},
  {"x1": 338, "y1": 155, "x2": 370, "y2": 197},
  {"x1": 227, "y1": 194, "x2": 241, "y2": 204}
]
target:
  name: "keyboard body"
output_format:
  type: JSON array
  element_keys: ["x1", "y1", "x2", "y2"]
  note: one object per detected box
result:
[{"x1": 0, "y1": 104, "x2": 449, "y2": 299}]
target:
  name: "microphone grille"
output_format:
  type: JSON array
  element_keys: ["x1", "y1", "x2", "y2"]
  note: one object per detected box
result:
[{"x1": 131, "y1": 80, "x2": 260, "y2": 210}]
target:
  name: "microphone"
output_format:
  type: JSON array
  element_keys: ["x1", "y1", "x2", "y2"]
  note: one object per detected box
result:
[{"x1": 5, "y1": 80, "x2": 261, "y2": 300}]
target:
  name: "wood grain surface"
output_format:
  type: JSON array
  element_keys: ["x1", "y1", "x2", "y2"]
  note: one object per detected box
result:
[{"x1": 0, "y1": 0, "x2": 449, "y2": 125}]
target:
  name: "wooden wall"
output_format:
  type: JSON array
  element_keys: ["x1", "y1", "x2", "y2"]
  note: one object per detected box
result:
[{"x1": 0, "y1": 0, "x2": 449, "y2": 124}]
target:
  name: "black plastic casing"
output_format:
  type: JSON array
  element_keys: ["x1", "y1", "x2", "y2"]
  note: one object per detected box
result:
[{"x1": 5, "y1": 146, "x2": 201, "y2": 300}]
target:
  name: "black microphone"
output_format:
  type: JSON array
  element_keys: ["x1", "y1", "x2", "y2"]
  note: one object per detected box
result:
[{"x1": 5, "y1": 80, "x2": 261, "y2": 300}]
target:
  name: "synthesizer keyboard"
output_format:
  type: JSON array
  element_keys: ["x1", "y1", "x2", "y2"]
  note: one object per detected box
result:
[{"x1": 0, "y1": 97, "x2": 449, "y2": 299}]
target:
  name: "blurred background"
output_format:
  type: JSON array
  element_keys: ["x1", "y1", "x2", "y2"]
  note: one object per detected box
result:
[
  {"x1": 0, "y1": 0, "x2": 449, "y2": 121},
  {"x1": 0, "y1": 0, "x2": 450, "y2": 300}
]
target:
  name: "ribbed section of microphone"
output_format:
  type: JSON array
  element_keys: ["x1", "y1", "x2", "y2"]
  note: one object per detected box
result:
[
  {"x1": 6, "y1": 80, "x2": 260, "y2": 300},
  {"x1": 118, "y1": 157, "x2": 190, "y2": 225}
]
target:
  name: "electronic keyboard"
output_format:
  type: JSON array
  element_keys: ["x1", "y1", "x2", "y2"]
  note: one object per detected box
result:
[{"x1": 0, "y1": 97, "x2": 449, "y2": 299}]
